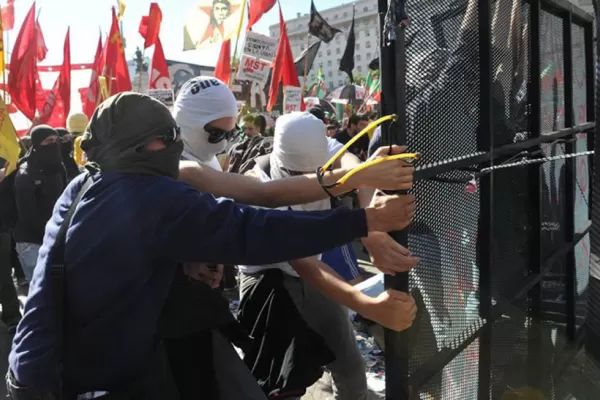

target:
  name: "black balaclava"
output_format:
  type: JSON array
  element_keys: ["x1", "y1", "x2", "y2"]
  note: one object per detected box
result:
[
  {"x1": 80, "y1": 92, "x2": 184, "y2": 179},
  {"x1": 28, "y1": 125, "x2": 63, "y2": 172}
]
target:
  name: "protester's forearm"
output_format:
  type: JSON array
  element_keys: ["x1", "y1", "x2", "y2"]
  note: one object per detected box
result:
[
  {"x1": 357, "y1": 188, "x2": 375, "y2": 209},
  {"x1": 178, "y1": 161, "x2": 355, "y2": 208},
  {"x1": 290, "y1": 257, "x2": 374, "y2": 315}
]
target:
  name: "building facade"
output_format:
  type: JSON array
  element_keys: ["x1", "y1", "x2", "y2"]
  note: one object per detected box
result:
[
  {"x1": 269, "y1": 0, "x2": 593, "y2": 93},
  {"x1": 269, "y1": 0, "x2": 379, "y2": 91}
]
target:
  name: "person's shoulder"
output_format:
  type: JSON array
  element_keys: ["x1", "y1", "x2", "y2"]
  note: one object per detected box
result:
[{"x1": 334, "y1": 130, "x2": 349, "y2": 143}]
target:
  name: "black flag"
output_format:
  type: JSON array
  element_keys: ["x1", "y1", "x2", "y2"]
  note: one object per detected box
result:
[
  {"x1": 308, "y1": 0, "x2": 341, "y2": 43},
  {"x1": 339, "y1": 7, "x2": 355, "y2": 83},
  {"x1": 294, "y1": 40, "x2": 322, "y2": 77}
]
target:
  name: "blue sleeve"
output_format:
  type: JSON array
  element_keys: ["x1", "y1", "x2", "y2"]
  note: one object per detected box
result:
[
  {"x1": 159, "y1": 186, "x2": 369, "y2": 265},
  {"x1": 368, "y1": 126, "x2": 383, "y2": 157}
]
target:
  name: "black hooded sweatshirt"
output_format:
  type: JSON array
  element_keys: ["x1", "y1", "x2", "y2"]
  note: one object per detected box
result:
[{"x1": 13, "y1": 128, "x2": 67, "y2": 244}]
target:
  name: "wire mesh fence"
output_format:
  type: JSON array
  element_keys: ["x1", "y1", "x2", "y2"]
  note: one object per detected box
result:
[{"x1": 379, "y1": 0, "x2": 596, "y2": 398}]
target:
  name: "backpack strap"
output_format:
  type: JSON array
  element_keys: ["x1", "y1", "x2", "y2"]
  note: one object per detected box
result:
[{"x1": 50, "y1": 175, "x2": 93, "y2": 398}]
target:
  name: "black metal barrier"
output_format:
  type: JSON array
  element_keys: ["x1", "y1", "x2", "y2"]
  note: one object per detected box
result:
[{"x1": 378, "y1": 0, "x2": 595, "y2": 398}]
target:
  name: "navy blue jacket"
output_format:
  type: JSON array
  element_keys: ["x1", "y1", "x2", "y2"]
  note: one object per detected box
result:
[{"x1": 9, "y1": 172, "x2": 368, "y2": 393}]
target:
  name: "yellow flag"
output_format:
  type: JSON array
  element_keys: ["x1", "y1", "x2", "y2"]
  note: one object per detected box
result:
[
  {"x1": 0, "y1": 97, "x2": 20, "y2": 175},
  {"x1": 117, "y1": 0, "x2": 126, "y2": 21},
  {"x1": 0, "y1": 17, "x2": 5, "y2": 73}
]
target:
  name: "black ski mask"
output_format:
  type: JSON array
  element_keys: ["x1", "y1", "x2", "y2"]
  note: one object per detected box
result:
[
  {"x1": 29, "y1": 125, "x2": 63, "y2": 172},
  {"x1": 81, "y1": 92, "x2": 183, "y2": 179}
]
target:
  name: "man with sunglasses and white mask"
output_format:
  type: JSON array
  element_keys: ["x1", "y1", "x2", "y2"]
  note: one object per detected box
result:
[{"x1": 174, "y1": 77, "x2": 241, "y2": 171}]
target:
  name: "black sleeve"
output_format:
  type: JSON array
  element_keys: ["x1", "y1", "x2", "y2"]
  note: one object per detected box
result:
[{"x1": 14, "y1": 170, "x2": 44, "y2": 240}]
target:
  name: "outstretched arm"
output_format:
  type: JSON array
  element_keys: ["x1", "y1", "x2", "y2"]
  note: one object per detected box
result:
[
  {"x1": 178, "y1": 160, "x2": 356, "y2": 208},
  {"x1": 160, "y1": 185, "x2": 415, "y2": 266},
  {"x1": 290, "y1": 257, "x2": 417, "y2": 332},
  {"x1": 178, "y1": 145, "x2": 414, "y2": 208}
]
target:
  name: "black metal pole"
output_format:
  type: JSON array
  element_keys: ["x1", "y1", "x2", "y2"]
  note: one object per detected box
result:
[
  {"x1": 563, "y1": 11, "x2": 577, "y2": 342},
  {"x1": 377, "y1": 1, "x2": 410, "y2": 399},
  {"x1": 477, "y1": 0, "x2": 493, "y2": 397},
  {"x1": 584, "y1": 19, "x2": 595, "y2": 221},
  {"x1": 527, "y1": 0, "x2": 543, "y2": 388}
]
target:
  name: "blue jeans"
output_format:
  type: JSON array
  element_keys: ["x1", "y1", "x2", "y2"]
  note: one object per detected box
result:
[{"x1": 15, "y1": 242, "x2": 41, "y2": 282}]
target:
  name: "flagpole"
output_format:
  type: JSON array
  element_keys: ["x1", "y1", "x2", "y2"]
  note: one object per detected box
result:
[
  {"x1": 5, "y1": 30, "x2": 9, "y2": 105},
  {"x1": 2, "y1": 28, "x2": 6, "y2": 103},
  {"x1": 301, "y1": 33, "x2": 311, "y2": 95},
  {"x1": 228, "y1": 0, "x2": 248, "y2": 87},
  {"x1": 137, "y1": 48, "x2": 145, "y2": 93}
]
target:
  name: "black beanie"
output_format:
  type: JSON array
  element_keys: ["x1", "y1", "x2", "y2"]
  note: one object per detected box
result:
[{"x1": 30, "y1": 125, "x2": 58, "y2": 148}]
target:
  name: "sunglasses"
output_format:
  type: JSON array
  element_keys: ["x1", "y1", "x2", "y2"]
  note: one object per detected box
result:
[
  {"x1": 157, "y1": 126, "x2": 181, "y2": 146},
  {"x1": 204, "y1": 124, "x2": 241, "y2": 144}
]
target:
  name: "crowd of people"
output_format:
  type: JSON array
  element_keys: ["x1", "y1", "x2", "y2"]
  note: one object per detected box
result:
[{"x1": 0, "y1": 76, "x2": 418, "y2": 400}]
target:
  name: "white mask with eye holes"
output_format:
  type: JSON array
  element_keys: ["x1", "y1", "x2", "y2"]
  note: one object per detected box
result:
[{"x1": 172, "y1": 76, "x2": 238, "y2": 169}]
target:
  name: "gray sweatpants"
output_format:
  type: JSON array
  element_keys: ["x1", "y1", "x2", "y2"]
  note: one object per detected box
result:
[{"x1": 240, "y1": 272, "x2": 368, "y2": 400}]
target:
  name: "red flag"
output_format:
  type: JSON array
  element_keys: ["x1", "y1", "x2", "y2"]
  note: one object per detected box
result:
[
  {"x1": 34, "y1": 72, "x2": 44, "y2": 115},
  {"x1": 38, "y1": 28, "x2": 71, "y2": 127},
  {"x1": 103, "y1": 7, "x2": 132, "y2": 95},
  {"x1": 1, "y1": 0, "x2": 14, "y2": 31},
  {"x1": 82, "y1": 33, "x2": 103, "y2": 118},
  {"x1": 267, "y1": 6, "x2": 301, "y2": 111},
  {"x1": 247, "y1": 0, "x2": 276, "y2": 30},
  {"x1": 35, "y1": 18, "x2": 48, "y2": 62},
  {"x1": 8, "y1": 3, "x2": 37, "y2": 121},
  {"x1": 139, "y1": 3, "x2": 162, "y2": 49},
  {"x1": 214, "y1": 39, "x2": 231, "y2": 85},
  {"x1": 148, "y1": 38, "x2": 170, "y2": 89}
]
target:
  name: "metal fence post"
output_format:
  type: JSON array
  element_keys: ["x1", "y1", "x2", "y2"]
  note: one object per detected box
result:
[
  {"x1": 377, "y1": 1, "x2": 410, "y2": 399},
  {"x1": 563, "y1": 10, "x2": 577, "y2": 342},
  {"x1": 477, "y1": 0, "x2": 493, "y2": 397},
  {"x1": 528, "y1": 0, "x2": 544, "y2": 388}
]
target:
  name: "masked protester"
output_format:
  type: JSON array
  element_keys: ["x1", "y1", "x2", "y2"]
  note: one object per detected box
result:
[
  {"x1": 172, "y1": 76, "x2": 241, "y2": 171},
  {"x1": 56, "y1": 128, "x2": 82, "y2": 182},
  {"x1": 7, "y1": 92, "x2": 410, "y2": 400},
  {"x1": 13, "y1": 125, "x2": 66, "y2": 282}
]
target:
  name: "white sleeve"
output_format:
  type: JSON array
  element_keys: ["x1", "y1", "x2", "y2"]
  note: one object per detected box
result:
[{"x1": 326, "y1": 137, "x2": 344, "y2": 158}]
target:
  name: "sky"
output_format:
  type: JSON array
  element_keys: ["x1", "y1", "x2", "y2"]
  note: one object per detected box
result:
[{"x1": 7, "y1": 0, "x2": 348, "y2": 66}]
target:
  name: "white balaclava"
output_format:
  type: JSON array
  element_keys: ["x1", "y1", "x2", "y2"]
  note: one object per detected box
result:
[
  {"x1": 271, "y1": 112, "x2": 330, "y2": 212},
  {"x1": 172, "y1": 76, "x2": 238, "y2": 169}
]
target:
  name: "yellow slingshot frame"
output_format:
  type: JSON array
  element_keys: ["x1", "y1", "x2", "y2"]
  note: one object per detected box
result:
[{"x1": 317, "y1": 114, "x2": 420, "y2": 188}]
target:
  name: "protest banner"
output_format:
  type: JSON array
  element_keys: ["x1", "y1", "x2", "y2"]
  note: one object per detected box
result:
[
  {"x1": 242, "y1": 32, "x2": 277, "y2": 60},
  {"x1": 283, "y1": 86, "x2": 302, "y2": 113},
  {"x1": 148, "y1": 89, "x2": 175, "y2": 107},
  {"x1": 237, "y1": 55, "x2": 271, "y2": 85},
  {"x1": 237, "y1": 31, "x2": 277, "y2": 86}
]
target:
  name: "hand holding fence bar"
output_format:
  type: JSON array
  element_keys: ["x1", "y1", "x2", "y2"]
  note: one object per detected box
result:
[
  {"x1": 360, "y1": 290, "x2": 417, "y2": 332},
  {"x1": 338, "y1": 145, "x2": 417, "y2": 191},
  {"x1": 365, "y1": 193, "x2": 415, "y2": 233},
  {"x1": 362, "y1": 231, "x2": 420, "y2": 275}
]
